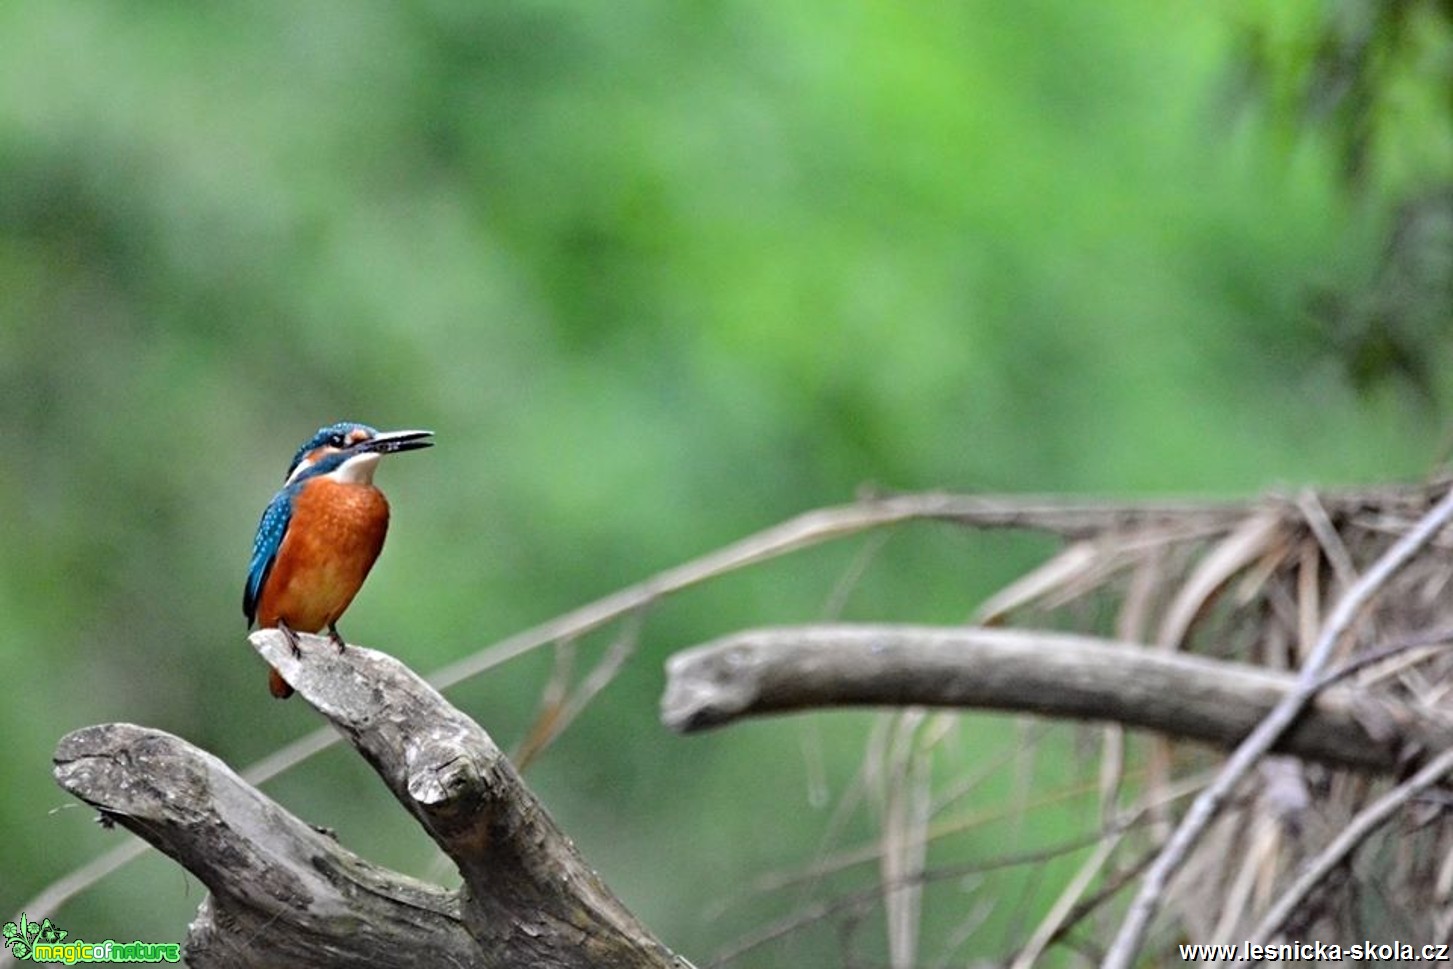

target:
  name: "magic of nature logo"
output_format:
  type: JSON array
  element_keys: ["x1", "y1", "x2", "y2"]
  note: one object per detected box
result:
[{"x1": 3, "y1": 913, "x2": 180, "y2": 964}]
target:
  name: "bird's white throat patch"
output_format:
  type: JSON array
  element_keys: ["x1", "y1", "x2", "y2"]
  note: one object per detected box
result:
[{"x1": 327, "y1": 452, "x2": 382, "y2": 485}]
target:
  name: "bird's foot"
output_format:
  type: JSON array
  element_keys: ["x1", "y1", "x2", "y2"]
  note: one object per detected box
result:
[
  {"x1": 277, "y1": 619, "x2": 303, "y2": 658},
  {"x1": 327, "y1": 623, "x2": 347, "y2": 653}
]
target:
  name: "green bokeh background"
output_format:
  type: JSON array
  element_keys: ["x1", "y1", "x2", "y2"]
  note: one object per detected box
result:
[{"x1": 2, "y1": 1, "x2": 1448, "y2": 964}]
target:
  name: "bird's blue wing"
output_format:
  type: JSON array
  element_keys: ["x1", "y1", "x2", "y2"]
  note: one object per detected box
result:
[{"x1": 244, "y1": 486, "x2": 295, "y2": 626}]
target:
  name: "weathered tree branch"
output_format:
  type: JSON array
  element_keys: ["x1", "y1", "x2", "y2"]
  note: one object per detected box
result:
[
  {"x1": 660, "y1": 624, "x2": 1453, "y2": 775},
  {"x1": 53, "y1": 723, "x2": 476, "y2": 968},
  {"x1": 52, "y1": 631, "x2": 694, "y2": 969}
]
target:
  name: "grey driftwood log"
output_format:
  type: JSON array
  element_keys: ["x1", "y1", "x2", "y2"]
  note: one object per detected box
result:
[
  {"x1": 660, "y1": 624, "x2": 1453, "y2": 775},
  {"x1": 52, "y1": 630, "x2": 694, "y2": 969}
]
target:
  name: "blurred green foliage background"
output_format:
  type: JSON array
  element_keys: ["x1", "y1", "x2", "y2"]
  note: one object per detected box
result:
[{"x1": 1, "y1": 0, "x2": 1449, "y2": 964}]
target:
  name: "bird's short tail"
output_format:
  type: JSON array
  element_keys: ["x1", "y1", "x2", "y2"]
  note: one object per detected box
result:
[{"x1": 268, "y1": 666, "x2": 295, "y2": 699}]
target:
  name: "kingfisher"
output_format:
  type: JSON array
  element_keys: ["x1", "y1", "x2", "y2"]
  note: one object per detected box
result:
[{"x1": 244, "y1": 422, "x2": 434, "y2": 698}]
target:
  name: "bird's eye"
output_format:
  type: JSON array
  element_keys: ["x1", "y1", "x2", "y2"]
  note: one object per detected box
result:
[{"x1": 328, "y1": 433, "x2": 346, "y2": 448}]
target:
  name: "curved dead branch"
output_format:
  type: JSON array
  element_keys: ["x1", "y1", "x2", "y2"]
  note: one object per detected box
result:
[{"x1": 660, "y1": 624, "x2": 1452, "y2": 775}]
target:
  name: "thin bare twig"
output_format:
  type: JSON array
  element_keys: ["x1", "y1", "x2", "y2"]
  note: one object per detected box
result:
[
  {"x1": 1043, "y1": 847, "x2": 1161, "y2": 951},
  {"x1": 1314, "y1": 626, "x2": 1453, "y2": 692},
  {"x1": 1011, "y1": 830, "x2": 1125, "y2": 969},
  {"x1": 1101, "y1": 484, "x2": 1453, "y2": 969},
  {"x1": 515, "y1": 610, "x2": 644, "y2": 770}
]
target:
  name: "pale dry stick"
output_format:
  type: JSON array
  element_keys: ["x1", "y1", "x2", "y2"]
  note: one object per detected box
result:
[
  {"x1": 24, "y1": 491, "x2": 1159, "y2": 923},
  {"x1": 1010, "y1": 828, "x2": 1125, "y2": 969},
  {"x1": 1438, "y1": 903, "x2": 1453, "y2": 945},
  {"x1": 1102, "y1": 554, "x2": 1161, "y2": 821},
  {"x1": 1295, "y1": 490, "x2": 1359, "y2": 591},
  {"x1": 514, "y1": 637, "x2": 578, "y2": 766},
  {"x1": 1235, "y1": 743, "x2": 1453, "y2": 964},
  {"x1": 1232, "y1": 530, "x2": 1292, "y2": 611},
  {"x1": 877, "y1": 713, "x2": 913, "y2": 963},
  {"x1": 1295, "y1": 539, "x2": 1319, "y2": 667},
  {"x1": 1437, "y1": 830, "x2": 1453, "y2": 905},
  {"x1": 881, "y1": 712, "x2": 932, "y2": 969},
  {"x1": 515, "y1": 611, "x2": 644, "y2": 770},
  {"x1": 1156, "y1": 510, "x2": 1286, "y2": 653},
  {"x1": 1043, "y1": 847, "x2": 1159, "y2": 953},
  {"x1": 1417, "y1": 669, "x2": 1453, "y2": 709},
  {"x1": 974, "y1": 540, "x2": 1102, "y2": 624},
  {"x1": 976, "y1": 517, "x2": 1261, "y2": 625},
  {"x1": 822, "y1": 530, "x2": 894, "y2": 621},
  {"x1": 1101, "y1": 484, "x2": 1453, "y2": 969},
  {"x1": 1208, "y1": 812, "x2": 1281, "y2": 946},
  {"x1": 927, "y1": 898, "x2": 996, "y2": 969}
]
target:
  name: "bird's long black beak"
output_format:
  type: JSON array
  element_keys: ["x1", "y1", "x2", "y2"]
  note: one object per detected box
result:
[{"x1": 355, "y1": 429, "x2": 434, "y2": 455}]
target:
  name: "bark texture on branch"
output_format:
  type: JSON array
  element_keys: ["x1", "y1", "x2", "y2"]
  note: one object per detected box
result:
[
  {"x1": 661, "y1": 624, "x2": 1451, "y2": 775},
  {"x1": 52, "y1": 631, "x2": 693, "y2": 969}
]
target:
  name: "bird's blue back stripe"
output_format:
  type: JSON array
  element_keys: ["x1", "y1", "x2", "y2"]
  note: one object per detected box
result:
[{"x1": 243, "y1": 486, "x2": 296, "y2": 624}]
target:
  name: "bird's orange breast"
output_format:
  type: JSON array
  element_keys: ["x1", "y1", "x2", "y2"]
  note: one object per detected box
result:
[{"x1": 255, "y1": 478, "x2": 391, "y2": 633}]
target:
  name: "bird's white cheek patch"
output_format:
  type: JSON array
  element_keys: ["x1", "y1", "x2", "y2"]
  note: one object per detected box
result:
[{"x1": 286, "y1": 446, "x2": 341, "y2": 485}]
